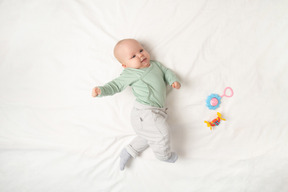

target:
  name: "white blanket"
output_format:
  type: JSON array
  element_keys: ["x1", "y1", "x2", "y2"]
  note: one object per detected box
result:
[{"x1": 1, "y1": 1, "x2": 288, "y2": 191}]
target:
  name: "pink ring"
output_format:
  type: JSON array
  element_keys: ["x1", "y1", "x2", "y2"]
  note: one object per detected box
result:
[{"x1": 221, "y1": 87, "x2": 234, "y2": 98}]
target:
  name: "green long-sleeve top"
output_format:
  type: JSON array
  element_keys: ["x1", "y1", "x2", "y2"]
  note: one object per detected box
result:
[{"x1": 98, "y1": 60, "x2": 180, "y2": 108}]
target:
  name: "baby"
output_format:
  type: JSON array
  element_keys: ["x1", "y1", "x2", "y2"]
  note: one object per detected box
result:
[{"x1": 92, "y1": 39, "x2": 181, "y2": 171}]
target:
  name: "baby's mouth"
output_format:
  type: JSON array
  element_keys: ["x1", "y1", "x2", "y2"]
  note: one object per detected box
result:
[{"x1": 141, "y1": 58, "x2": 147, "y2": 62}]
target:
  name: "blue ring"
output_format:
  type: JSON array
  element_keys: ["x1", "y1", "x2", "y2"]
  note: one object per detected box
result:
[{"x1": 206, "y1": 94, "x2": 221, "y2": 110}]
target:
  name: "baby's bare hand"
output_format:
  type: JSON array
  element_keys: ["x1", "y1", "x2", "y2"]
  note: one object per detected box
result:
[
  {"x1": 172, "y1": 82, "x2": 181, "y2": 89},
  {"x1": 92, "y1": 87, "x2": 101, "y2": 97}
]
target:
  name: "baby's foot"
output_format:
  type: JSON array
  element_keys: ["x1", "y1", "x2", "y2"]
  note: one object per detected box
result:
[
  {"x1": 163, "y1": 152, "x2": 178, "y2": 163},
  {"x1": 120, "y1": 148, "x2": 132, "y2": 171}
]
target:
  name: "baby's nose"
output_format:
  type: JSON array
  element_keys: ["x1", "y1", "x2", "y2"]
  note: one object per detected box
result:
[{"x1": 137, "y1": 52, "x2": 143, "y2": 57}]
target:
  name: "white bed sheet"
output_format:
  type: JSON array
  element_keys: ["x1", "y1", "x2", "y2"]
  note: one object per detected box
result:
[{"x1": 1, "y1": 0, "x2": 288, "y2": 191}]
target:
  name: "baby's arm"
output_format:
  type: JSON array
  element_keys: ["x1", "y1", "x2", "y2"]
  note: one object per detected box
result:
[
  {"x1": 155, "y1": 61, "x2": 181, "y2": 89},
  {"x1": 92, "y1": 70, "x2": 137, "y2": 98},
  {"x1": 92, "y1": 79, "x2": 124, "y2": 98}
]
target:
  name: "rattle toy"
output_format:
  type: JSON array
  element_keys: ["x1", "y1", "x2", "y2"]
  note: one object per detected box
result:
[
  {"x1": 204, "y1": 112, "x2": 226, "y2": 130},
  {"x1": 206, "y1": 87, "x2": 234, "y2": 110}
]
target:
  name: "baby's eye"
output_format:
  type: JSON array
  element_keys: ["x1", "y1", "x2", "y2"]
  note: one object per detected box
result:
[
  {"x1": 131, "y1": 55, "x2": 136, "y2": 59},
  {"x1": 140, "y1": 49, "x2": 143, "y2": 53}
]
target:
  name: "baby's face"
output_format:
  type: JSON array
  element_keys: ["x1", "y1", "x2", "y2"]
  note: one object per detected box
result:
[{"x1": 114, "y1": 39, "x2": 150, "y2": 69}]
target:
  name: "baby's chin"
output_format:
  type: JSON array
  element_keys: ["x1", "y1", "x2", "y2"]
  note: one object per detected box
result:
[
  {"x1": 139, "y1": 62, "x2": 150, "y2": 69},
  {"x1": 141, "y1": 59, "x2": 150, "y2": 67}
]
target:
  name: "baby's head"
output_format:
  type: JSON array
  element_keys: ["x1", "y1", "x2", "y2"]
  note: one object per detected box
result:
[{"x1": 114, "y1": 39, "x2": 150, "y2": 69}]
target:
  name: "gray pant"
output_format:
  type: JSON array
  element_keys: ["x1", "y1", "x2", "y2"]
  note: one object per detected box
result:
[{"x1": 126, "y1": 102, "x2": 172, "y2": 161}]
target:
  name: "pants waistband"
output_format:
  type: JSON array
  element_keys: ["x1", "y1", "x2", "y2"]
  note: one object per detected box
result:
[{"x1": 133, "y1": 101, "x2": 167, "y2": 111}]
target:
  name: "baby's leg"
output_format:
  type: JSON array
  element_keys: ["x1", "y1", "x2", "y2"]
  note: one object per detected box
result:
[
  {"x1": 126, "y1": 136, "x2": 149, "y2": 157},
  {"x1": 120, "y1": 136, "x2": 148, "y2": 171},
  {"x1": 120, "y1": 106, "x2": 151, "y2": 171},
  {"x1": 127, "y1": 106, "x2": 149, "y2": 157},
  {"x1": 148, "y1": 110, "x2": 178, "y2": 163}
]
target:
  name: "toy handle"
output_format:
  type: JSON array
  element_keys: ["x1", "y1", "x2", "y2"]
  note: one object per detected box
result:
[{"x1": 221, "y1": 87, "x2": 234, "y2": 98}]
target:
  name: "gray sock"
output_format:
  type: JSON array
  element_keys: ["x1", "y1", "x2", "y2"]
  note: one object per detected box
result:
[
  {"x1": 163, "y1": 152, "x2": 178, "y2": 163},
  {"x1": 120, "y1": 148, "x2": 132, "y2": 171}
]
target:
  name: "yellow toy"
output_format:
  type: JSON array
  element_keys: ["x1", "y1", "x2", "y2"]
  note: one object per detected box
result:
[{"x1": 204, "y1": 112, "x2": 226, "y2": 130}]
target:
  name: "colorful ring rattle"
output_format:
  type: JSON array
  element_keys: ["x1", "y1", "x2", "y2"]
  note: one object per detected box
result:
[
  {"x1": 204, "y1": 112, "x2": 226, "y2": 130},
  {"x1": 206, "y1": 87, "x2": 234, "y2": 110}
]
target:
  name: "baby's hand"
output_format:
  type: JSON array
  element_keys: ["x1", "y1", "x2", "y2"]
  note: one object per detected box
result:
[
  {"x1": 172, "y1": 82, "x2": 181, "y2": 89},
  {"x1": 92, "y1": 87, "x2": 101, "y2": 97}
]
